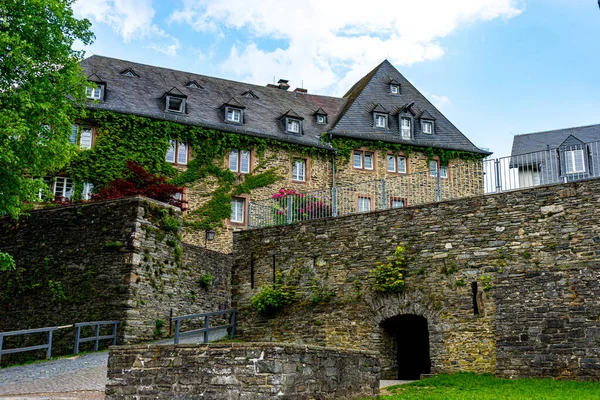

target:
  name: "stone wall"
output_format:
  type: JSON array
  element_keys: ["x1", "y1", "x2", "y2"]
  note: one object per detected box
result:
[
  {"x1": 0, "y1": 197, "x2": 231, "y2": 363},
  {"x1": 105, "y1": 342, "x2": 380, "y2": 399},
  {"x1": 232, "y1": 178, "x2": 600, "y2": 380}
]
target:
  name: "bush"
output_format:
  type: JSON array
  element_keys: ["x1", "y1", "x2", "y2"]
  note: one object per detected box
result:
[
  {"x1": 198, "y1": 273, "x2": 214, "y2": 288},
  {"x1": 370, "y1": 245, "x2": 407, "y2": 294},
  {"x1": 250, "y1": 270, "x2": 294, "y2": 315}
]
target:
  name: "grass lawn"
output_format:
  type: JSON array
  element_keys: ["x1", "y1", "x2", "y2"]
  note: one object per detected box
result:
[{"x1": 377, "y1": 373, "x2": 600, "y2": 400}]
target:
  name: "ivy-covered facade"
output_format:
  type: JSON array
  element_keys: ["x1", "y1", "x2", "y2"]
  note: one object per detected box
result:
[{"x1": 45, "y1": 55, "x2": 489, "y2": 253}]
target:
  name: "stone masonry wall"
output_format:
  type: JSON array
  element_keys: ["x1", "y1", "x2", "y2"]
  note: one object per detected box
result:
[
  {"x1": 105, "y1": 343, "x2": 380, "y2": 399},
  {"x1": 0, "y1": 197, "x2": 231, "y2": 363},
  {"x1": 232, "y1": 178, "x2": 600, "y2": 380}
]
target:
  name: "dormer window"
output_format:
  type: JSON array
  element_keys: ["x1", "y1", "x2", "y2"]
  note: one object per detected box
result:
[
  {"x1": 388, "y1": 79, "x2": 401, "y2": 95},
  {"x1": 287, "y1": 119, "x2": 300, "y2": 133},
  {"x1": 120, "y1": 68, "x2": 139, "y2": 77},
  {"x1": 226, "y1": 107, "x2": 242, "y2": 123},
  {"x1": 400, "y1": 117, "x2": 412, "y2": 139},
  {"x1": 314, "y1": 107, "x2": 328, "y2": 125},
  {"x1": 166, "y1": 95, "x2": 186, "y2": 113},
  {"x1": 422, "y1": 120, "x2": 434, "y2": 134},
  {"x1": 375, "y1": 114, "x2": 388, "y2": 128},
  {"x1": 185, "y1": 80, "x2": 202, "y2": 89},
  {"x1": 241, "y1": 90, "x2": 259, "y2": 99},
  {"x1": 85, "y1": 83, "x2": 105, "y2": 101}
]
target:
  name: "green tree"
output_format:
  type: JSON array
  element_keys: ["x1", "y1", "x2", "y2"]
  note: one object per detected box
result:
[{"x1": 0, "y1": 0, "x2": 94, "y2": 270}]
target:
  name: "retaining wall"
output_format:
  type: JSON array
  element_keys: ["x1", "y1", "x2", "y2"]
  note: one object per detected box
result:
[
  {"x1": 232, "y1": 179, "x2": 600, "y2": 380},
  {"x1": 105, "y1": 342, "x2": 380, "y2": 399}
]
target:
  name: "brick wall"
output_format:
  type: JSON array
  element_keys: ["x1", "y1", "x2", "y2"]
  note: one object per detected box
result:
[{"x1": 232, "y1": 179, "x2": 600, "y2": 380}]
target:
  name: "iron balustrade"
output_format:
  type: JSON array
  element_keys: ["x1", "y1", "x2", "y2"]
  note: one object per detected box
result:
[
  {"x1": 74, "y1": 320, "x2": 120, "y2": 355},
  {"x1": 173, "y1": 309, "x2": 236, "y2": 345}
]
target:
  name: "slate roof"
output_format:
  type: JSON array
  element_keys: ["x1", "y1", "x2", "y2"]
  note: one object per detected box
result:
[
  {"x1": 81, "y1": 55, "x2": 488, "y2": 155},
  {"x1": 511, "y1": 124, "x2": 600, "y2": 156},
  {"x1": 331, "y1": 60, "x2": 488, "y2": 155}
]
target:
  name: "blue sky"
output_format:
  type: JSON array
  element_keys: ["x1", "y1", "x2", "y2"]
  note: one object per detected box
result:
[{"x1": 73, "y1": 0, "x2": 600, "y2": 157}]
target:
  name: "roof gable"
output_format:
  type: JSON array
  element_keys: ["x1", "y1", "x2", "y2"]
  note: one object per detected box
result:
[
  {"x1": 511, "y1": 124, "x2": 600, "y2": 156},
  {"x1": 330, "y1": 60, "x2": 487, "y2": 154}
]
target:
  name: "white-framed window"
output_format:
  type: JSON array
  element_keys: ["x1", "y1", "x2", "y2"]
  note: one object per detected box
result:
[
  {"x1": 357, "y1": 196, "x2": 372, "y2": 212},
  {"x1": 387, "y1": 155, "x2": 407, "y2": 173},
  {"x1": 229, "y1": 149, "x2": 250, "y2": 173},
  {"x1": 401, "y1": 118, "x2": 411, "y2": 139},
  {"x1": 430, "y1": 160, "x2": 448, "y2": 178},
  {"x1": 166, "y1": 140, "x2": 188, "y2": 165},
  {"x1": 166, "y1": 96, "x2": 185, "y2": 113},
  {"x1": 287, "y1": 119, "x2": 300, "y2": 133},
  {"x1": 375, "y1": 114, "x2": 387, "y2": 128},
  {"x1": 353, "y1": 150, "x2": 374, "y2": 170},
  {"x1": 292, "y1": 159, "x2": 306, "y2": 182},
  {"x1": 231, "y1": 197, "x2": 245, "y2": 223},
  {"x1": 390, "y1": 84, "x2": 400, "y2": 94},
  {"x1": 82, "y1": 182, "x2": 94, "y2": 200},
  {"x1": 54, "y1": 177, "x2": 74, "y2": 199},
  {"x1": 390, "y1": 198, "x2": 405, "y2": 209},
  {"x1": 70, "y1": 125, "x2": 93, "y2": 149},
  {"x1": 317, "y1": 114, "x2": 327, "y2": 124},
  {"x1": 565, "y1": 149, "x2": 585, "y2": 174},
  {"x1": 226, "y1": 108, "x2": 242, "y2": 123},
  {"x1": 85, "y1": 86, "x2": 103, "y2": 100},
  {"x1": 422, "y1": 120, "x2": 434, "y2": 134}
]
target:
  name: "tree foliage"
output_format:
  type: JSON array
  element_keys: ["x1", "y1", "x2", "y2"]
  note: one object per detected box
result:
[
  {"x1": 0, "y1": 0, "x2": 94, "y2": 267},
  {"x1": 0, "y1": 0, "x2": 94, "y2": 219},
  {"x1": 92, "y1": 161, "x2": 187, "y2": 209}
]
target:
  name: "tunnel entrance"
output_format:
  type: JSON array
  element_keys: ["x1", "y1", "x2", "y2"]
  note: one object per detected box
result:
[{"x1": 382, "y1": 314, "x2": 431, "y2": 380}]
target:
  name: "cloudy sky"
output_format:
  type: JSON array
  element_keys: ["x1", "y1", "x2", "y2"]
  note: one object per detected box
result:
[{"x1": 72, "y1": 0, "x2": 600, "y2": 157}]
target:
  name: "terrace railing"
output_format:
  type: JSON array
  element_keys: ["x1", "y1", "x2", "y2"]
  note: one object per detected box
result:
[{"x1": 249, "y1": 140, "x2": 600, "y2": 228}]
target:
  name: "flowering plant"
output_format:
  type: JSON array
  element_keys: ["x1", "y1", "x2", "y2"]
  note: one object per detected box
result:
[{"x1": 271, "y1": 188, "x2": 331, "y2": 224}]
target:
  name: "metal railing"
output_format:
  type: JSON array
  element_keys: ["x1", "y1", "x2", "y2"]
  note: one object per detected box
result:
[
  {"x1": 0, "y1": 326, "x2": 60, "y2": 363},
  {"x1": 0, "y1": 319, "x2": 120, "y2": 364},
  {"x1": 173, "y1": 309, "x2": 236, "y2": 345},
  {"x1": 249, "y1": 140, "x2": 600, "y2": 228},
  {"x1": 74, "y1": 320, "x2": 119, "y2": 355}
]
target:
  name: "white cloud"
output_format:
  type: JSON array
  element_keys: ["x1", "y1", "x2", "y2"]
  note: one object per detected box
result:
[
  {"x1": 169, "y1": 0, "x2": 523, "y2": 94},
  {"x1": 73, "y1": 0, "x2": 180, "y2": 55},
  {"x1": 430, "y1": 94, "x2": 450, "y2": 109}
]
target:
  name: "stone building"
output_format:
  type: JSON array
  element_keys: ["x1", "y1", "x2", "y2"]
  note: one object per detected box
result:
[{"x1": 49, "y1": 55, "x2": 489, "y2": 253}]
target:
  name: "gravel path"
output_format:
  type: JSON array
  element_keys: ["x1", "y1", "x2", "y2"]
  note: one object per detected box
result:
[{"x1": 0, "y1": 330, "x2": 227, "y2": 399}]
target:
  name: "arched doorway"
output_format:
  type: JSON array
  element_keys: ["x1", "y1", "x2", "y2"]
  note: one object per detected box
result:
[{"x1": 381, "y1": 314, "x2": 431, "y2": 380}]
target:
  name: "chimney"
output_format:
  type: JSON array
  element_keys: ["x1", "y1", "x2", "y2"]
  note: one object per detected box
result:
[
  {"x1": 277, "y1": 79, "x2": 290, "y2": 91},
  {"x1": 293, "y1": 88, "x2": 308, "y2": 94}
]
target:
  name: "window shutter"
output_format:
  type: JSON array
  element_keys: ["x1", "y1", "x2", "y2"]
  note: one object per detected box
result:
[{"x1": 70, "y1": 125, "x2": 78, "y2": 144}]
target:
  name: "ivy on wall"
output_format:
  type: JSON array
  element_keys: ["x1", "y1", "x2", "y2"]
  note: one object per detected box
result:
[
  {"x1": 63, "y1": 109, "x2": 331, "y2": 229},
  {"x1": 323, "y1": 135, "x2": 486, "y2": 164}
]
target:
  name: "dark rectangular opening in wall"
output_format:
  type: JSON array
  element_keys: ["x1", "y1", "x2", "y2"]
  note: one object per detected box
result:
[
  {"x1": 272, "y1": 255, "x2": 276, "y2": 283},
  {"x1": 472, "y1": 282, "x2": 479, "y2": 316},
  {"x1": 250, "y1": 254, "x2": 255, "y2": 289}
]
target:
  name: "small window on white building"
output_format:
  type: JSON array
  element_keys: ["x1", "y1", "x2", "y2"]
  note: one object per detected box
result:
[{"x1": 565, "y1": 149, "x2": 585, "y2": 174}]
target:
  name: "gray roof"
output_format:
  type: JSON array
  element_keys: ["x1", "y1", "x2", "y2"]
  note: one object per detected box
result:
[
  {"x1": 511, "y1": 124, "x2": 600, "y2": 156},
  {"x1": 81, "y1": 55, "x2": 488, "y2": 155},
  {"x1": 330, "y1": 60, "x2": 489, "y2": 155}
]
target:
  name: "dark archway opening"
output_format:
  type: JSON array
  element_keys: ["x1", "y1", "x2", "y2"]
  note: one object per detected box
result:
[{"x1": 382, "y1": 314, "x2": 431, "y2": 380}]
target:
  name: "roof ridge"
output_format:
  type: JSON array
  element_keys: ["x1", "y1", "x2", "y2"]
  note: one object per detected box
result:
[
  {"x1": 514, "y1": 123, "x2": 600, "y2": 137},
  {"x1": 83, "y1": 54, "x2": 344, "y2": 101}
]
